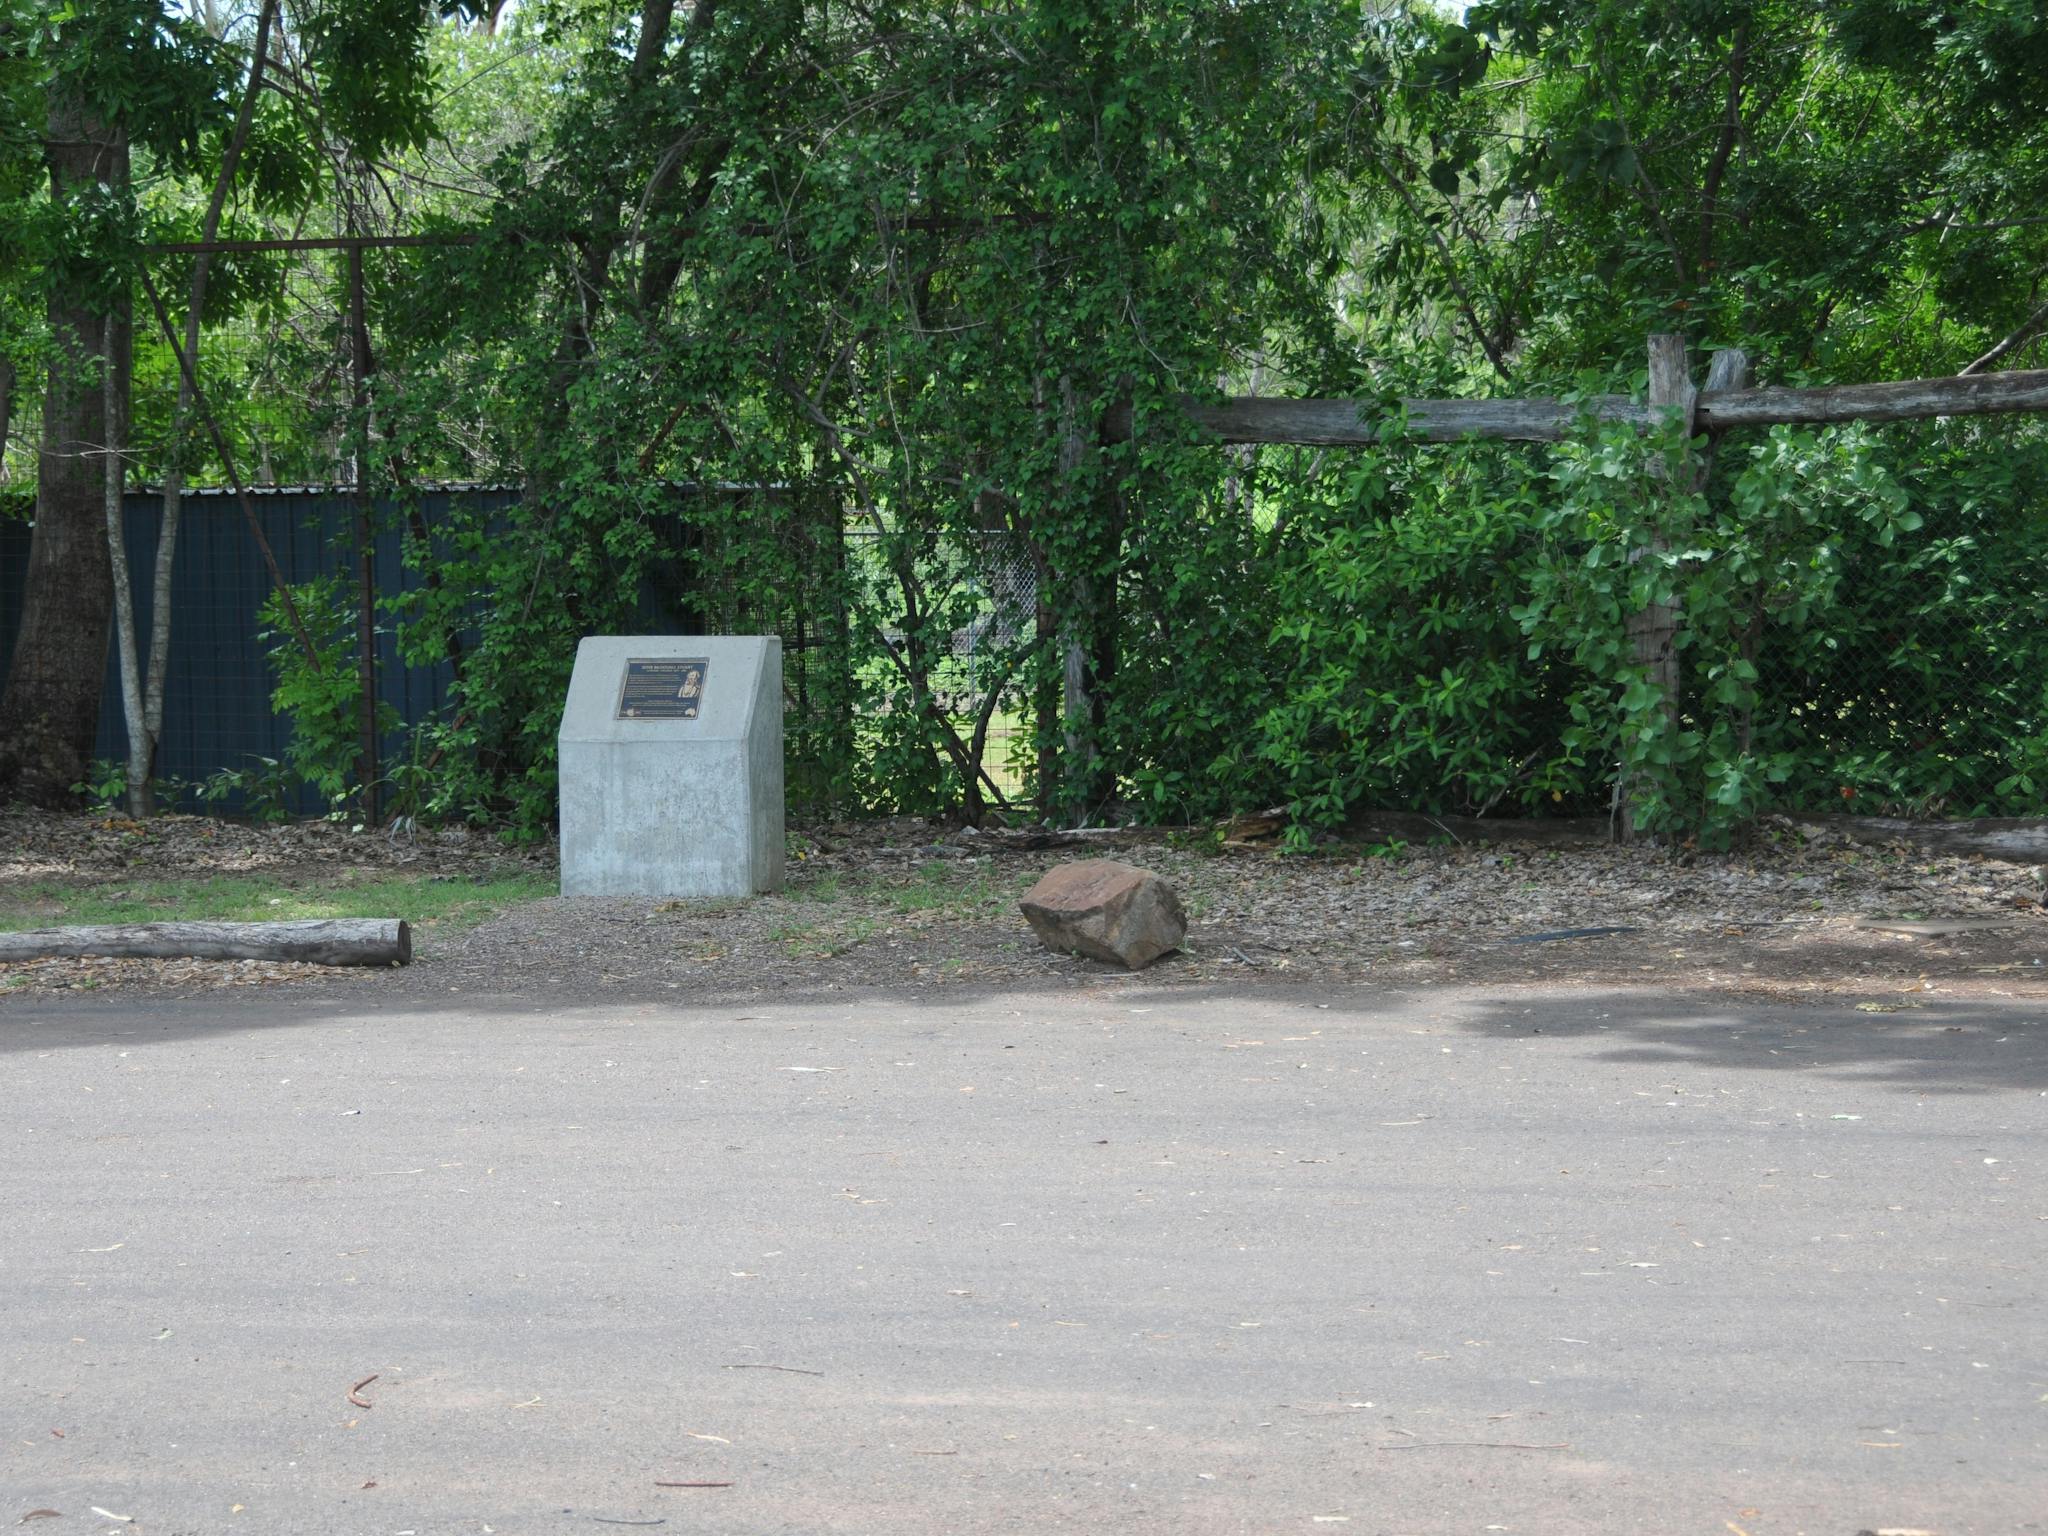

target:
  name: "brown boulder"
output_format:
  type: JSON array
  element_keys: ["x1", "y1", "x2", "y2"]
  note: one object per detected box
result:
[{"x1": 1019, "y1": 858, "x2": 1187, "y2": 970}]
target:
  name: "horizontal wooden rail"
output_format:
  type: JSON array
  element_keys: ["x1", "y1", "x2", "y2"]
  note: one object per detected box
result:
[
  {"x1": 1695, "y1": 368, "x2": 2048, "y2": 429},
  {"x1": 1106, "y1": 367, "x2": 2048, "y2": 446}
]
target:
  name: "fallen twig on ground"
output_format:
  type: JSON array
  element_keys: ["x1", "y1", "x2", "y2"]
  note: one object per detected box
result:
[{"x1": 1375, "y1": 1439, "x2": 1569, "y2": 1451}]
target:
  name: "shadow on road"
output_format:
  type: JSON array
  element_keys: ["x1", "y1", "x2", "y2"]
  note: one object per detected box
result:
[
  {"x1": 1449, "y1": 990, "x2": 2048, "y2": 1094},
  {"x1": 2, "y1": 967, "x2": 2041, "y2": 1098}
]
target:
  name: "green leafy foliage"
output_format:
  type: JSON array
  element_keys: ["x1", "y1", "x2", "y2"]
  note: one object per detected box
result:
[
  {"x1": 296, "y1": 0, "x2": 438, "y2": 160},
  {"x1": 351, "y1": 1, "x2": 2048, "y2": 840},
  {"x1": 257, "y1": 575, "x2": 395, "y2": 815},
  {"x1": 362, "y1": 0, "x2": 1378, "y2": 831},
  {"x1": 13, "y1": 1, "x2": 2048, "y2": 844},
  {"x1": 70, "y1": 756, "x2": 128, "y2": 812},
  {"x1": 1513, "y1": 416, "x2": 1920, "y2": 841}
]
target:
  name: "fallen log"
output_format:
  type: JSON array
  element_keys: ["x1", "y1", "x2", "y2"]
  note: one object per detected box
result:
[
  {"x1": 949, "y1": 823, "x2": 1176, "y2": 852},
  {"x1": 1341, "y1": 811, "x2": 1613, "y2": 847},
  {"x1": 1774, "y1": 814, "x2": 2048, "y2": 866},
  {"x1": 0, "y1": 918, "x2": 413, "y2": 967},
  {"x1": 1341, "y1": 810, "x2": 2048, "y2": 863}
]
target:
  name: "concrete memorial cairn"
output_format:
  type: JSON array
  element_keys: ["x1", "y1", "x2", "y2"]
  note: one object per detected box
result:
[{"x1": 558, "y1": 636, "x2": 784, "y2": 898}]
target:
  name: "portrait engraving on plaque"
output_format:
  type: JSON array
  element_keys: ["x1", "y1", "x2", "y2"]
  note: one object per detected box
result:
[{"x1": 616, "y1": 657, "x2": 710, "y2": 719}]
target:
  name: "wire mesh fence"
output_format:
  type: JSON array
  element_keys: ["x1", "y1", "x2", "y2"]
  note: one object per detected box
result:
[
  {"x1": 852, "y1": 528, "x2": 1039, "y2": 803},
  {"x1": 1748, "y1": 573, "x2": 2048, "y2": 820}
]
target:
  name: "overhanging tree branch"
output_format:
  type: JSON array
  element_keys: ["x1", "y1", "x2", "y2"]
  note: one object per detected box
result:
[
  {"x1": 137, "y1": 267, "x2": 321, "y2": 670},
  {"x1": 1367, "y1": 148, "x2": 1514, "y2": 385},
  {"x1": 1960, "y1": 296, "x2": 2048, "y2": 377}
]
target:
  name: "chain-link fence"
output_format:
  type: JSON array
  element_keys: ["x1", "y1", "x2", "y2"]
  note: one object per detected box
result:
[
  {"x1": 840, "y1": 527, "x2": 1039, "y2": 806},
  {"x1": 1747, "y1": 553, "x2": 2048, "y2": 820}
]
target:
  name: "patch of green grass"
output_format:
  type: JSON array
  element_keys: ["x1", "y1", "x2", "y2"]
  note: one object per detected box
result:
[
  {"x1": 651, "y1": 896, "x2": 742, "y2": 917},
  {"x1": 789, "y1": 860, "x2": 1024, "y2": 918},
  {"x1": 0, "y1": 871, "x2": 554, "y2": 932},
  {"x1": 872, "y1": 860, "x2": 1032, "y2": 916},
  {"x1": 766, "y1": 915, "x2": 880, "y2": 958},
  {"x1": 789, "y1": 870, "x2": 846, "y2": 904}
]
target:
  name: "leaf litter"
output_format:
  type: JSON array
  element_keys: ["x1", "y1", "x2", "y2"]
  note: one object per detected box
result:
[{"x1": 7, "y1": 808, "x2": 2044, "y2": 1000}]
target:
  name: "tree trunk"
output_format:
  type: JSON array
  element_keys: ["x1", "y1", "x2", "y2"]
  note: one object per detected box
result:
[
  {"x1": 100, "y1": 316, "x2": 149, "y2": 816},
  {"x1": 1032, "y1": 544, "x2": 1058, "y2": 819},
  {"x1": 0, "y1": 356, "x2": 14, "y2": 483},
  {"x1": 0, "y1": 85, "x2": 127, "y2": 807},
  {"x1": 1060, "y1": 582, "x2": 1093, "y2": 810},
  {"x1": 136, "y1": 0, "x2": 277, "y2": 814},
  {"x1": 1091, "y1": 484, "x2": 1123, "y2": 791},
  {"x1": 348, "y1": 244, "x2": 380, "y2": 822}
]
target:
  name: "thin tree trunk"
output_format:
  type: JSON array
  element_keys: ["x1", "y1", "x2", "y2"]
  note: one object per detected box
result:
[
  {"x1": 527, "y1": 0, "x2": 680, "y2": 476},
  {"x1": 1060, "y1": 574, "x2": 1093, "y2": 809},
  {"x1": 0, "y1": 82, "x2": 126, "y2": 806},
  {"x1": 348, "y1": 243, "x2": 379, "y2": 821},
  {"x1": 138, "y1": 268, "x2": 320, "y2": 670},
  {"x1": 101, "y1": 316, "x2": 148, "y2": 816},
  {"x1": 0, "y1": 356, "x2": 14, "y2": 483},
  {"x1": 1091, "y1": 482, "x2": 1124, "y2": 805},
  {"x1": 1031, "y1": 538, "x2": 1057, "y2": 819},
  {"x1": 144, "y1": 0, "x2": 277, "y2": 807}
]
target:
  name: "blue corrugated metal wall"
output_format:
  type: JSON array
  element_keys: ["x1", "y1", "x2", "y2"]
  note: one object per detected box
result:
[{"x1": 0, "y1": 484, "x2": 521, "y2": 813}]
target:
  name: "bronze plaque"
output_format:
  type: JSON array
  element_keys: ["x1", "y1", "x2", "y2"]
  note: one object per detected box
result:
[{"x1": 616, "y1": 657, "x2": 710, "y2": 720}]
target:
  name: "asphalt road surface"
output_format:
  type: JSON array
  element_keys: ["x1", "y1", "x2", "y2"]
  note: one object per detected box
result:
[{"x1": 4, "y1": 980, "x2": 2043, "y2": 1535}]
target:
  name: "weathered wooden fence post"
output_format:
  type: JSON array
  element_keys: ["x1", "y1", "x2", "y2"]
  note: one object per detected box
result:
[
  {"x1": 1616, "y1": 338, "x2": 1758, "y2": 842},
  {"x1": 1615, "y1": 334, "x2": 1697, "y2": 842},
  {"x1": 347, "y1": 245, "x2": 381, "y2": 823},
  {"x1": 1055, "y1": 374, "x2": 1106, "y2": 826}
]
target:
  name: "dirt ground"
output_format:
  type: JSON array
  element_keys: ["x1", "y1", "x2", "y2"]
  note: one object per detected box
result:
[{"x1": 4, "y1": 806, "x2": 2045, "y2": 1005}]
